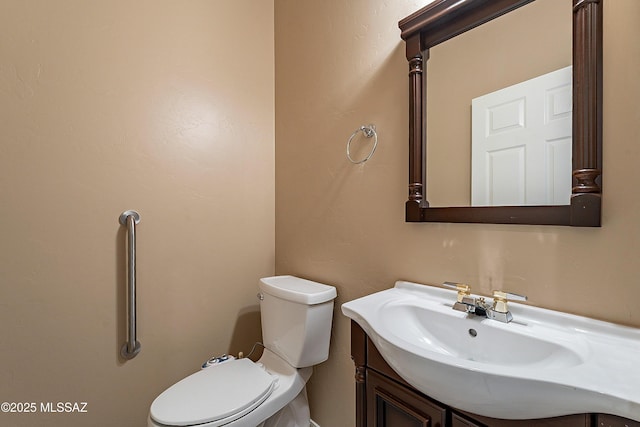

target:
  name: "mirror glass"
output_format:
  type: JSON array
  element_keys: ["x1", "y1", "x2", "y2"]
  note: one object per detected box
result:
[{"x1": 425, "y1": 0, "x2": 572, "y2": 207}]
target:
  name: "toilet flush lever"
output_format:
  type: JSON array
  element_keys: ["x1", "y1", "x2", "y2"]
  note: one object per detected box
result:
[{"x1": 257, "y1": 292, "x2": 264, "y2": 301}]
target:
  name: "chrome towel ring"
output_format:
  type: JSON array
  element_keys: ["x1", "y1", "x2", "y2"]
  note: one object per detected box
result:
[{"x1": 346, "y1": 124, "x2": 378, "y2": 164}]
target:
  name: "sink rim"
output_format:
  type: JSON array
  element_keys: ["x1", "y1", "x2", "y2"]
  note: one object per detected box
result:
[{"x1": 341, "y1": 280, "x2": 640, "y2": 421}]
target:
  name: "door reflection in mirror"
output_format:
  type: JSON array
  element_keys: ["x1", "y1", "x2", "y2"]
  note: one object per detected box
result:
[
  {"x1": 471, "y1": 66, "x2": 572, "y2": 206},
  {"x1": 425, "y1": 0, "x2": 571, "y2": 207}
]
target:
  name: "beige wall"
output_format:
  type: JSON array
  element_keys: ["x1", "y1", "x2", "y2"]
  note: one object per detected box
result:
[
  {"x1": 2, "y1": 0, "x2": 639, "y2": 426},
  {"x1": 275, "y1": 1, "x2": 640, "y2": 427},
  {"x1": 0, "y1": 1, "x2": 273, "y2": 426}
]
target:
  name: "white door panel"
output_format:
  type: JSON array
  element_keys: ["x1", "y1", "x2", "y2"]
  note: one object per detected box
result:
[
  {"x1": 472, "y1": 66, "x2": 572, "y2": 206},
  {"x1": 487, "y1": 145, "x2": 526, "y2": 206}
]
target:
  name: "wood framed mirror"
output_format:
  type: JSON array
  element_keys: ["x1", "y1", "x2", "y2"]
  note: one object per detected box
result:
[{"x1": 399, "y1": 0, "x2": 602, "y2": 226}]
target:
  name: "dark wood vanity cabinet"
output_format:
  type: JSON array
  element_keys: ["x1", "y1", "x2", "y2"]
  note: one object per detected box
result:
[
  {"x1": 367, "y1": 369, "x2": 446, "y2": 427},
  {"x1": 350, "y1": 322, "x2": 639, "y2": 427}
]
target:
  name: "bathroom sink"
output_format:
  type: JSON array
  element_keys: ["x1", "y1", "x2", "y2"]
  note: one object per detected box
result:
[
  {"x1": 342, "y1": 281, "x2": 640, "y2": 421},
  {"x1": 382, "y1": 301, "x2": 585, "y2": 369}
]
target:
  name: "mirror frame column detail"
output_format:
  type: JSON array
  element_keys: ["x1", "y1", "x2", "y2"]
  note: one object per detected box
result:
[
  {"x1": 406, "y1": 34, "x2": 427, "y2": 221},
  {"x1": 571, "y1": 0, "x2": 603, "y2": 226}
]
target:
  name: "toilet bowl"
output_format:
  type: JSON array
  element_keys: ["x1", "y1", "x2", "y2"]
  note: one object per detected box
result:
[
  {"x1": 148, "y1": 276, "x2": 336, "y2": 427},
  {"x1": 148, "y1": 350, "x2": 310, "y2": 427}
]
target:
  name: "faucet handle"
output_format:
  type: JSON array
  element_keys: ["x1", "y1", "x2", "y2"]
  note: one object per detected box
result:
[
  {"x1": 442, "y1": 282, "x2": 471, "y2": 303},
  {"x1": 492, "y1": 290, "x2": 527, "y2": 313}
]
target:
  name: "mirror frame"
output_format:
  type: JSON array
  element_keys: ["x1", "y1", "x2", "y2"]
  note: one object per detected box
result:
[{"x1": 399, "y1": 0, "x2": 602, "y2": 226}]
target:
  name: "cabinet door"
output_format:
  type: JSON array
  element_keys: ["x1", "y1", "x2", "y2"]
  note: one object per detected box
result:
[
  {"x1": 367, "y1": 370, "x2": 446, "y2": 427},
  {"x1": 452, "y1": 413, "x2": 485, "y2": 427},
  {"x1": 463, "y1": 411, "x2": 589, "y2": 427},
  {"x1": 596, "y1": 414, "x2": 640, "y2": 427}
]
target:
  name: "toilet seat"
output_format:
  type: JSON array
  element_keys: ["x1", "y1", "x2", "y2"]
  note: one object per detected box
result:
[{"x1": 150, "y1": 358, "x2": 275, "y2": 426}]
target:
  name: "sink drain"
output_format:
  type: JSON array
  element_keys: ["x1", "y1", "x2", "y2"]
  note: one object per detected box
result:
[{"x1": 468, "y1": 328, "x2": 477, "y2": 337}]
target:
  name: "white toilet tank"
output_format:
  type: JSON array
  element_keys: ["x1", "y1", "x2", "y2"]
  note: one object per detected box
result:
[{"x1": 259, "y1": 276, "x2": 337, "y2": 368}]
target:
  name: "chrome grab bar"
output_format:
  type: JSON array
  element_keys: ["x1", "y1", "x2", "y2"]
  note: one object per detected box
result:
[{"x1": 119, "y1": 210, "x2": 141, "y2": 360}]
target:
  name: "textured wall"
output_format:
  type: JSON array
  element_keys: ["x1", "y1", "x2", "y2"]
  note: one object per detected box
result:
[
  {"x1": 275, "y1": 1, "x2": 640, "y2": 426},
  {"x1": 0, "y1": 1, "x2": 274, "y2": 425}
]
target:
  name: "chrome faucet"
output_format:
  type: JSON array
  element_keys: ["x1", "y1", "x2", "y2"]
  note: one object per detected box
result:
[{"x1": 442, "y1": 282, "x2": 527, "y2": 323}]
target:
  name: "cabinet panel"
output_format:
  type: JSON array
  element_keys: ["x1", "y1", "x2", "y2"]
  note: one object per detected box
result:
[
  {"x1": 452, "y1": 412, "x2": 485, "y2": 427},
  {"x1": 464, "y1": 411, "x2": 589, "y2": 427},
  {"x1": 367, "y1": 370, "x2": 446, "y2": 427},
  {"x1": 373, "y1": 387, "x2": 430, "y2": 427},
  {"x1": 596, "y1": 414, "x2": 640, "y2": 427}
]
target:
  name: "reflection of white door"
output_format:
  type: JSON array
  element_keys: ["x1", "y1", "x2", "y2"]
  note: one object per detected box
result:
[{"x1": 471, "y1": 66, "x2": 572, "y2": 206}]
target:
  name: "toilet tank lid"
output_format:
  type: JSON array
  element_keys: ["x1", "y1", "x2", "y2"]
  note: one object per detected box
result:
[{"x1": 259, "y1": 275, "x2": 337, "y2": 305}]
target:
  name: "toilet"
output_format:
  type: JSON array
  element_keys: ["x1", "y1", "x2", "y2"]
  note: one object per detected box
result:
[{"x1": 148, "y1": 275, "x2": 337, "y2": 427}]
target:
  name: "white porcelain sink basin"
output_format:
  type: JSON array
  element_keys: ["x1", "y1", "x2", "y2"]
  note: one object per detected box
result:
[
  {"x1": 383, "y1": 301, "x2": 585, "y2": 369},
  {"x1": 342, "y1": 281, "x2": 640, "y2": 421}
]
